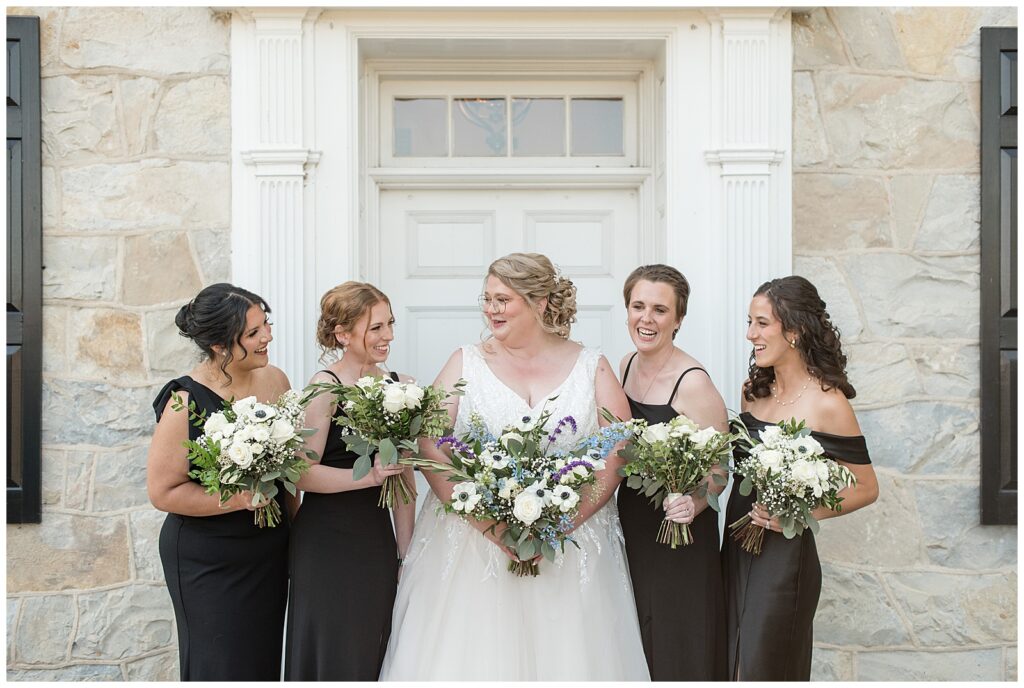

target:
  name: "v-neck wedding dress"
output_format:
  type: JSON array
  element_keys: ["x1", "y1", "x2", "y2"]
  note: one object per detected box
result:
[{"x1": 379, "y1": 344, "x2": 649, "y2": 681}]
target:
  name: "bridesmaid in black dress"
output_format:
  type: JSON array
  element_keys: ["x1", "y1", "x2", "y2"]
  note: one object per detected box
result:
[
  {"x1": 146, "y1": 283, "x2": 294, "y2": 680},
  {"x1": 723, "y1": 276, "x2": 879, "y2": 681},
  {"x1": 285, "y1": 282, "x2": 416, "y2": 681},
  {"x1": 616, "y1": 265, "x2": 729, "y2": 681}
]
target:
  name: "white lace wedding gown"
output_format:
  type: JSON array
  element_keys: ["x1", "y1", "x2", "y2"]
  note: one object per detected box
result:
[{"x1": 380, "y1": 345, "x2": 649, "y2": 681}]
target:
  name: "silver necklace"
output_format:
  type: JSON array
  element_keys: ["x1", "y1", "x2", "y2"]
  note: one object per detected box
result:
[
  {"x1": 636, "y1": 351, "x2": 674, "y2": 403},
  {"x1": 771, "y1": 376, "x2": 812, "y2": 406}
]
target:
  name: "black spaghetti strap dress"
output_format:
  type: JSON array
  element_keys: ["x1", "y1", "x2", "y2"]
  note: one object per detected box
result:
[
  {"x1": 153, "y1": 376, "x2": 290, "y2": 681},
  {"x1": 723, "y1": 411, "x2": 871, "y2": 681},
  {"x1": 284, "y1": 370, "x2": 401, "y2": 681},
  {"x1": 616, "y1": 353, "x2": 727, "y2": 681}
]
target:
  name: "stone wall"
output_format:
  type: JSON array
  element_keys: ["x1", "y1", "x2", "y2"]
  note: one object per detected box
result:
[
  {"x1": 791, "y1": 7, "x2": 1018, "y2": 681},
  {"x1": 5, "y1": 7, "x2": 230, "y2": 681}
]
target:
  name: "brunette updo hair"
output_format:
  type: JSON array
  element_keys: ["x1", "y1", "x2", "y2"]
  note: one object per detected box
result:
[
  {"x1": 622, "y1": 264, "x2": 691, "y2": 339},
  {"x1": 487, "y1": 253, "x2": 577, "y2": 339},
  {"x1": 175, "y1": 283, "x2": 271, "y2": 384},
  {"x1": 316, "y1": 281, "x2": 392, "y2": 361},
  {"x1": 743, "y1": 275, "x2": 856, "y2": 402}
]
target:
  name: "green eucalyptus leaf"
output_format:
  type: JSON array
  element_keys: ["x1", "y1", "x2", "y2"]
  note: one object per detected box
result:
[
  {"x1": 352, "y1": 454, "x2": 373, "y2": 481},
  {"x1": 739, "y1": 476, "x2": 753, "y2": 496},
  {"x1": 379, "y1": 438, "x2": 399, "y2": 464}
]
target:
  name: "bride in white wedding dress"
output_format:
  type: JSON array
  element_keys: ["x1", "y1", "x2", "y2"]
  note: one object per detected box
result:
[{"x1": 380, "y1": 253, "x2": 649, "y2": 681}]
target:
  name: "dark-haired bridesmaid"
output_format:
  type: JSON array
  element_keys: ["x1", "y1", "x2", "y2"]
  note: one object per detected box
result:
[
  {"x1": 616, "y1": 264, "x2": 729, "y2": 681},
  {"x1": 723, "y1": 276, "x2": 879, "y2": 681},
  {"x1": 146, "y1": 283, "x2": 293, "y2": 681}
]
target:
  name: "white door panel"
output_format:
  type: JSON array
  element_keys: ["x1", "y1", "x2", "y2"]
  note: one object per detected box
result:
[{"x1": 380, "y1": 188, "x2": 638, "y2": 384}]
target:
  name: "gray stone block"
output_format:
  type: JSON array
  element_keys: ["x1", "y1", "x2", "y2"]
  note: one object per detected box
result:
[
  {"x1": 72, "y1": 584, "x2": 175, "y2": 660},
  {"x1": 12, "y1": 595, "x2": 74, "y2": 664},
  {"x1": 857, "y1": 647, "x2": 1003, "y2": 680},
  {"x1": 816, "y1": 564, "x2": 914, "y2": 646},
  {"x1": 857, "y1": 402, "x2": 979, "y2": 475},
  {"x1": 912, "y1": 482, "x2": 1017, "y2": 569},
  {"x1": 8, "y1": 664, "x2": 123, "y2": 681}
]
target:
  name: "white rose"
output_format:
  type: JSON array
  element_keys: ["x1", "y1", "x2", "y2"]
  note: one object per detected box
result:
[
  {"x1": 758, "y1": 449, "x2": 784, "y2": 472},
  {"x1": 498, "y1": 477, "x2": 520, "y2": 500},
  {"x1": 790, "y1": 459, "x2": 819, "y2": 488},
  {"x1": 248, "y1": 442, "x2": 265, "y2": 456},
  {"x1": 758, "y1": 425, "x2": 784, "y2": 448},
  {"x1": 269, "y1": 418, "x2": 295, "y2": 444},
  {"x1": 513, "y1": 489, "x2": 545, "y2": 525},
  {"x1": 219, "y1": 422, "x2": 236, "y2": 439},
  {"x1": 251, "y1": 425, "x2": 271, "y2": 443},
  {"x1": 401, "y1": 384, "x2": 425, "y2": 409},
  {"x1": 356, "y1": 376, "x2": 377, "y2": 389},
  {"x1": 814, "y1": 461, "x2": 831, "y2": 484},
  {"x1": 691, "y1": 426, "x2": 719, "y2": 449},
  {"x1": 382, "y1": 384, "x2": 407, "y2": 414},
  {"x1": 204, "y1": 412, "x2": 229, "y2": 437},
  {"x1": 641, "y1": 423, "x2": 671, "y2": 445},
  {"x1": 227, "y1": 441, "x2": 254, "y2": 469},
  {"x1": 668, "y1": 416, "x2": 698, "y2": 437},
  {"x1": 548, "y1": 485, "x2": 580, "y2": 513},
  {"x1": 451, "y1": 482, "x2": 481, "y2": 513}
]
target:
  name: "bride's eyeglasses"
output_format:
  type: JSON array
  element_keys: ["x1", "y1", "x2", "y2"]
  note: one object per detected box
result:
[{"x1": 478, "y1": 295, "x2": 512, "y2": 314}]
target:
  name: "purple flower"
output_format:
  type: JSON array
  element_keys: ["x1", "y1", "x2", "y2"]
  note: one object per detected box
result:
[
  {"x1": 435, "y1": 436, "x2": 476, "y2": 458},
  {"x1": 547, "y1": 416, "x2": 578, "y2": 443},
  {"x1": 551, "y1": 459, "x2": 593, "y2": 483}
]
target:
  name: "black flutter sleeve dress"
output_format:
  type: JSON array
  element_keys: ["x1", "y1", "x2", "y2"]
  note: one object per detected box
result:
[
  {"x1": 153, "y1": 376, "x2": 290, "y2": 681},
  {"x1": 723, "y1": 411, "x2": 871, "y2": 681},
  {"x1": 616, "y1": 354, "x2": 728, "y2": 681},
  {"x1": 284, "y1": 370, "x2": 401, "y2": 681}
]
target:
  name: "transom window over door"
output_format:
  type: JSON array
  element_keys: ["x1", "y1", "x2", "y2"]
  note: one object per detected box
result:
[{"x1": 379, "y1": 78, "x2": 638, "y2": 167}]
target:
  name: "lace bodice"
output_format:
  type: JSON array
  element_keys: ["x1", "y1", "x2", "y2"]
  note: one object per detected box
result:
[{"x1": 455, "y1": 344, "x2": 601, "y2": 451}]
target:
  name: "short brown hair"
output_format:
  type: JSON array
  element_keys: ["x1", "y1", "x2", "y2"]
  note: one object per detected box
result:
[{"x1": 622, "y1": 264, "x2": 691, "y2": 320}]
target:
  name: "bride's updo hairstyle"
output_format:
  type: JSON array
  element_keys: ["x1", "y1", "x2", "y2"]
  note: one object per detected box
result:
[
  {"x1": 316, "y1": 281, "x2": 392, "y2": 361},
  {"x1": 175, "y1": 283, "x2": 271, "y2": 383},
  {"x1": 487, "y1": 252, "x2": 577, "y2": 339},
  {"x1": 743, "y1": 275, "x2": 856, "y2": 402}
]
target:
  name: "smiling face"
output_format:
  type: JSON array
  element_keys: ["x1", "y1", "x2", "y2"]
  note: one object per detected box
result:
[
  {"x1": 746, "y1": 294, "x2": 798, "y2": 368},
  {"x1": 627, "y1": 279, "x2": 682, "y2": 354},
  {"x1": 220, "y1": 303, "x2": 273, "y2": 370},
  {"x1": 481, "y1": 275, "x2": 540, "y2": 342},
  {"x1": 338, "y1": 300, "x2": 395, "y2": 365}
]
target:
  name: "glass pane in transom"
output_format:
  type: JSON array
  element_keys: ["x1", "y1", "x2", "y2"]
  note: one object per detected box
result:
[
  {"x1": 571, "y1": 98, "x2": 624, "y2": 156},
  {"x1": 454, "y1": 98, "x2": 507, "y2": 156},
  {"x1": 394, "y1": 98, "x2": 447, "y2": 157},
  {"x1": 512, "y1": 97, "x2": 565, "y2": 156}
]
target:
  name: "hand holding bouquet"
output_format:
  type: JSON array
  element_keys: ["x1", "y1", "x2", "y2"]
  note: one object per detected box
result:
[
  {"x1": 409, "y1": 401, "x2": 633, "y2": 576},
  {"x1": 607, "y1": 409, "x2": 733, "y2": 548},
  {"x1": 173, "y1": 390, "x2": 314, "y2": 528},
  {"x1": 729, "y1": 417, "x2": 857, "y2": 554},
  {"x1": 303, "y1": 375, "x2": 465, "y2": 508}
]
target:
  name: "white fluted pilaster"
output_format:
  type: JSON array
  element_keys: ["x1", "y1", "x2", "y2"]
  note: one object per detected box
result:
[{"x1": 232, "y1": 9, "x2": 321, "y2": 386}]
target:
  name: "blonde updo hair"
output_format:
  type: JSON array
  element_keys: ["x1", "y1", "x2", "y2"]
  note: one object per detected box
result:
[
  {"x1": 316, "y1": 281, "x2": 392, "y2": 361},
  {"x1": 487, "y1": 253, "x2": 577, "y2": 339}
]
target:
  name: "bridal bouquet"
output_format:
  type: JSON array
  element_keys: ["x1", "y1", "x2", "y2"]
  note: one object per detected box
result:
[
  {"x1": 607, "y1": 410, "x2": 732, "y2": 548},
  {"x1": 303, "y1": 376, "x2": 465, "y2": 508},
  {"x1": 172, "y1": 390, "x2": 314, "y2": 528},
  {"x1": 729, "y1": 417, "x2": 857, "y2": 554},
  {"x1": 409, "y1": 401, "x2": 633, "y2": 576}
]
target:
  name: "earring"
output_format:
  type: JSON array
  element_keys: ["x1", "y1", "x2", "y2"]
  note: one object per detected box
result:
[{"x1": 789, "y1": 339, "x2": 797, "y2": 349}]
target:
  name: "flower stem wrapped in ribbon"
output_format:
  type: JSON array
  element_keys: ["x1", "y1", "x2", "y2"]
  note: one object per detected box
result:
[
  {"x1": 603, "y1": 408, "x2": 733, "y2": 549},
  {"x1": 408, "y1": 399, "x2": 634, "y2": 577},
  {"x1": 728, "y1": 416, "x2": 857, "y2": 555},
  {"x1": 302, "y1": 376, "x2": 466, "y2": 509},
  {"x1": 172, "y1": 390, "x2": 315, "y2": 528}
]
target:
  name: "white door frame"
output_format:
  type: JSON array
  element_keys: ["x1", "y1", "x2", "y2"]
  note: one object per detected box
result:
[{"x1": 230, "y1": 8, "x2": 792, "y2": 408}]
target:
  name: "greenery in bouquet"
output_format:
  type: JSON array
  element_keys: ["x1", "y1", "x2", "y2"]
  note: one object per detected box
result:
[
  {"x1": 729, "y1": 417, "x2": 857, "y2": 554},
  {"x1": 302, "y1": 375, "x2": 466, "y2": 508},
  {"x1": 606, "y1": 409, "x2": 733, "y2": 548},
  {"x1": 408, "y1": 399, "x2": 633, "y2": 577},
  {"x1": 172, "y1": 390, "x2": 314, "y2": 527}
]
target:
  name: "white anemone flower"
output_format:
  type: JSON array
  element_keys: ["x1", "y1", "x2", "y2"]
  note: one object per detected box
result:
[
  {"x1": 451, "y1": 483, "x2": 482, "y2": 513},
  {"x1": 549, "y1": 485, "x2": 580, "y2": 513}
]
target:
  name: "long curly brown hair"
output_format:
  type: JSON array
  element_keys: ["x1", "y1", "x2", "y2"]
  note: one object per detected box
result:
[{"x1": 743, "y1": 276, "x2": 856, "y2": 402}]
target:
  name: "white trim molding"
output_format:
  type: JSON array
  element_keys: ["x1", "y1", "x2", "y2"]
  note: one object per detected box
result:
[
  {"x1": 232, "y1": 9, "x2": 323, "y2": 385},
  {"x1": 701, "y1": 8, "x2": 793, "y2": 410}
]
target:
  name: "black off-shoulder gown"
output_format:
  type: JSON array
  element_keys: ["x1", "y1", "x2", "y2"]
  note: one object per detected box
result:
[
  {"x1": 723, "y1": 411, "x2": 871, "y2": 681},
  {"x1": 153, "y1": 376, "x2": 290, "y2": 681},
  {"x1": 284, "y1": 370, "x2": 401, "y2": 681},
  {"x1": 616, "y1": 354, "x2": 727, "y2": 681}
]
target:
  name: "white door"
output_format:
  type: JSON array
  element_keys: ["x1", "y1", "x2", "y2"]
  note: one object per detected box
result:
[{"x1": 379, "y1": 186, "x2": 640, "y2": 384}]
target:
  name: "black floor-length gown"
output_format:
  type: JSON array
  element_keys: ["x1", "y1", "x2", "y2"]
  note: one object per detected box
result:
[
  {"x1": 153, "y1": 376, "x2": 290, "y2": 681},
  {"x1": 616, "y1": 354, "x2": 727, "y2": 681},
  {"x1": 285, "y1": 370, "x2": 401, "y2": 681},
  {"x1": 723, "y1": 411, "x2": 871, "y2": 681}
]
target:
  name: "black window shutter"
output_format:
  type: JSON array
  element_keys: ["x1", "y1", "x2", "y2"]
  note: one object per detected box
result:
[
  {"x1": 980, "y1": 27, "x2": 1017, "y2": 525},
  {"x1": 7, "y1": 16, "x2": 42, "y2": 524}
]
